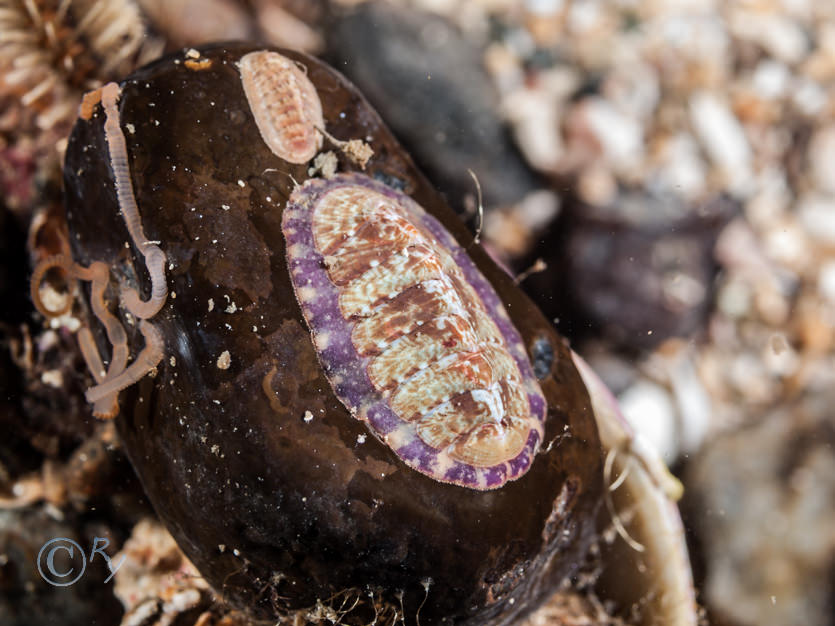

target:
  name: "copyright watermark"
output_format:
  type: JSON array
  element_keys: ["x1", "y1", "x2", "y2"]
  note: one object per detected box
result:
[{"x1": 36, "y1": 537, "x2": 126, "y2": 587}]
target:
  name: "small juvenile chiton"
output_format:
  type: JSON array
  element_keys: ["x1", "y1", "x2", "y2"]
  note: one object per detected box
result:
[
  {"x1": 238, "y1": 50, "x2": 324, "y2": 164},
  {"x1": 283, "y1": 173, "x2": 546, "y2": 489}
]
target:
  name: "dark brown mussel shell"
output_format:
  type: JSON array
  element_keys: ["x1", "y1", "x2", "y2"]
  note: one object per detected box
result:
[{"x1": 63, "y1": 43, "x2": 603, "y2": 624}]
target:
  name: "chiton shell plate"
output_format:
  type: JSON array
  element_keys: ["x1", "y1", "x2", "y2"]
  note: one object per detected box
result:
[{"x1": 283, "y1": 173, "x2": 546, "y2": 489}]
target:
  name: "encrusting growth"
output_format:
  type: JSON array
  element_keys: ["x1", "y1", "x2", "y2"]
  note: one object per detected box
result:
[{"x1": 30, "y1": 82, "x2": 168, "y2": 418}]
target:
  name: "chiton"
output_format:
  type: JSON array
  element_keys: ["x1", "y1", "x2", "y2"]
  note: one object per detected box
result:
[
  {"x1": 284, "y1": 173, "x2": 545, "y2": 489},
  {"x1": 56, "y1": 43, "x2": 604, "y2": 625},
  {"x1": 239, "y1": 50, "x2": 323, "y2": 163}
]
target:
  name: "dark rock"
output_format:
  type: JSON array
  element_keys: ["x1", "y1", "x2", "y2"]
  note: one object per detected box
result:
[
  {"x1": 522, "y1": 191, "x2": 737, "y2": 352},
  {"x1": 325, "y1": 2, "x2": 540, "y2": 216}
]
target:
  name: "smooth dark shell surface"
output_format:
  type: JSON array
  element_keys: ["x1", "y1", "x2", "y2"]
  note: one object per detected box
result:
[{"x1": 63, "y1": 44, "x2": 603, "y2": 624}]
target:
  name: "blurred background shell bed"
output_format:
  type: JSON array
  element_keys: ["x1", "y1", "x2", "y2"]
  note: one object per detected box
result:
[{"x1": 1, "y1": 1, "x2": 834, "y2": 625}]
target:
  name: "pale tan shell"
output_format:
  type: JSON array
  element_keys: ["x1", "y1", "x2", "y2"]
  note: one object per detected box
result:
[{"x1": 238, "y1": 50, "x2": 324, "y2": 164}]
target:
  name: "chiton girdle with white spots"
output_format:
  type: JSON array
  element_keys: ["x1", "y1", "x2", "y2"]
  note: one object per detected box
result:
[{"x1": 283, "y1": 173, "x2": 547, "y2": 490}]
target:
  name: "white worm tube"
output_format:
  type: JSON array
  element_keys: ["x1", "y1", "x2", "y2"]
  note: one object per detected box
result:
[
  {"x1": 121, "y1": 245, "x2": 168, "y2": 319},
  {"x1": 77, "y1": 328, "x2": 118, "y2": 418},
  {"x1": 100, "y1": 82, "x2": 168, "y2": 319},
  {"x1": 75, "y1": 261, "x2": 129, "y2": 369},
  {"x1": 31, "y1": 84, "x2": 171, "y2": 419},
  {"x1": 85, "y1": 320, "x2": 164, "y2": 404},
  {"x1": 79, "y1": 261, "x2": 130, "y2": 418}
]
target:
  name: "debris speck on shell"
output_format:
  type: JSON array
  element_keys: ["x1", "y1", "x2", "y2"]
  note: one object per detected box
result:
[
  {"x1": 217, "y1": 350, "x2": 231, "y2": 370},
  {"x1": 341, "y1": 138, "x2": 374, "y2": 168},
  {"x1": 309, "y1": 151, "x2": 339, "y2": 179},
  {"x1": 40, "y1": 370, "x2": 64, "y2": 388},
  {"x1": 185, "y1": 58, "x2": 213, "y2": 71}
]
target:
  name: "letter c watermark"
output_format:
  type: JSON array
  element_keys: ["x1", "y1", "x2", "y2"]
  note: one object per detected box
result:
[
  {"x1": 36, "y1": 536, "x2": 125, "y2": 586},
  {"x1": 37, "y1": 538, "x2": 86, "y2": 587}
]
